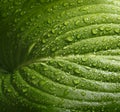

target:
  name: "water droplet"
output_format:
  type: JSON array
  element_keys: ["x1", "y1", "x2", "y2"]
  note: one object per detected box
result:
[
  {"x1": 117, "y1": 17, "x2": 120, "y2": 20},
  {"x1": 31, "y1": 75, "x2": 36, "y2": 79},
  {"x1": 39, "y1": 81, "x2": 47, "y2": 86},
  {"x1": 92, "y1": 28, "x2": 98, "y2": 35},
  {"x1": 81, "y1": 57, "x2": 87, "y2": 62},
  {"x1": 63, "y1": 3, "x2": 69, "y2": 7},
  {"x1": 66, "y1": 36, "x2": 73, "y2": 42},
  {"x1": 53, "y1": 5, "x2": 58, "y2": 9},
  {"x1": 22, "y1": 88, "x2": 27, "y2": 93},
  {"x1": 20, "y1": 11, "x2": 26, "y2": 16},
  {"x1": 63, "y1": 21, "x2": 69, "y2": 26},
  {"x1": 77, "y1": 0, "x2": 82, "y2": 4},
  {"x1": 47, "y1": 19, "x2": 52, "y2": 24},
  {"x1": 114, "y1": 28, "x2": 119, "y2": 33},
  {"x1": 51, "y1": 29, "x2": 55, "y2": 34},
  {"x1": 76, "y1": 34, "x2": 81, "y2": 39},
  {"x1": 14, "y1": 18, "x2": 18, "y2": 23},
  {"x1": 105, "y1": 26, "x2": 111, "y2": 31},
  {"x1": 68, "y1": 65, "x2": 72, "y2": 69},
  {"x1": 74, "y1": 68, "x2": 80, "y2": 74},
  {"x1": 51, "y1": 47, "x2": 56, "y2": 52},
  {"x1": 37, "y1": 14, "x2": 41, "y2": 18},
  {"x1": 63, "y1": 89, "x2": 69, "y2": 96},
  {"x1": 73, "y1": 79, "x2": 80, "y2": 85},
  {"x1": 61, "y1": 76, "x2": 65, "y2": 79},
  {"x1": 47, "y1": 8, "x2": 53, "y2": 13},
  {"x1": 83, "y1": 17, "x2": 89, "y2": 23},
  {"x1": 75, "y1": 20, "x2": 80, "y2": 25},
  {"x1": 56, "y1": 77, "x2": 60, "y2": 81},
  {"x1": 99, "y1": 26, "x2": 104, "y2": 31},
  {"x1": 42, "y1": 39, "x2": 46, "y2": 43},
  {"x1": 7, "y1": 89, "x2": 11, "y2": 93},
  {"x1": 20, "y1": 27, "x2": 25, "y2": 31},
  {"x1": 81, "y1": 91, "x2": 86, "y2": 96}
]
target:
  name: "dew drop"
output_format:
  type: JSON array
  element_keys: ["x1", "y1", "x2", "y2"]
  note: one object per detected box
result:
[
  {"x1": 20, "y1": 11, "x2": 26, "y2": 16},
  {"x1": 42, "y1": 39, "x2": 46, "y2": 44},
  {"x1": 51, "y1": 29, "x2": 55, "y2": 34},
  {"x1": 114, "y1": 28, "x2": 119, "y2": 33},
  {"x1": 92, "y1": 28, "x2": 98, "y2": 35},
  {"x1": 61, "y1": 76, "x2": 65, "y2": 79},
  {"x1": 63, "y1": 21, "x2": 69, "y2": 26},
  {"x1": 7, "y1": 89, "x2": 11, "y2": 93},
  {"x1": 81, "y1": 57, "x2": 87, "y2": 62},
  {"x1": 58, "y1": 62, "x2": 64, "y2": 67},
  {"x1": 47, "y1": 8, "x2": 53, "y2": 13},
  {"x1": 66, "y1": 36, "x2": 73, "y2": 42},
  {"x1": 22, "y1": 88, "x2": 28, "y2": 93},
  {"x1": 74, "y1": 68, "x2": 80, "y2": 74},
  {"x1": 51, "y1": 47, "x2": 56, "y2": 52},
  {"x1": 83, "y1": 17, "x2": 89, "y2": 23},
  {"x1": 68, "y1": 65, "x2": 72, "y2": 69},
  {"x1": 77, "y1": 0, "x2": 81, "y2": 4},
  {"x1": 81, "y1": 91, "x2": 86, "y2": 96},
  {"x1": 99, "y1": 26, "x2": 104, "y2": 31},
  {"x1": 105, "y1": 26, "x2": 111, "y2": 31},
  {"x1": 63, "y1": 89, "x2": 69, "y2": 96},
  {"x1": 73, "y1": 79, "x2": 80, "y2": 85},
  {"x1": 75, "y1": 20, "x2": 80, "y2": 25},
  {"x1": 63, "y1": 3, "x2": 69, "y2": 7},
  {"x1": 20, "y1": 27, "x2": 25, "y2": 31},
  {"x1": 56, "y1": 77, "x2": 60, "y2": 81}
]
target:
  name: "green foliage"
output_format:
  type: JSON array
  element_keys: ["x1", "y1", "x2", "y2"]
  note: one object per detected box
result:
[{"x1": 0, "y1": 0, "x2": 120, "y2": 111}]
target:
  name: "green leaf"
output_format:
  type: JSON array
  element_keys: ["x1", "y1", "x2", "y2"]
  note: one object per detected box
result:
[{"x1": 1, "y1": 0, "x2": 120, "y2": 111}]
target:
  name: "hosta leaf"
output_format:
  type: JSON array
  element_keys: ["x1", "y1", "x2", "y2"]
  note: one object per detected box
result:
[{"x1": 0, "y1": 0, "x2": 120, "y2": 111}]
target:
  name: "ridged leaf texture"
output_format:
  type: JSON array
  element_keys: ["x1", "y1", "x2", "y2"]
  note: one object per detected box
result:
[{"x1": 0, "y1": 0, "x2": 120, "y2": 112}]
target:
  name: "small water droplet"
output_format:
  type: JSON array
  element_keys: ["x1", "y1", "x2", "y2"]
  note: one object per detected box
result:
[
  {"x1": 75, "y1": 20, "x2": 80, "y2": 25},
  {"x1": 73, "y1": 79, "x2": 80, "y2": 85},
  {"x1": 81, "y1": 91, "x2": 86, "y2": 96},
  {"x1": 117, "y1": 17, "x2": 120, "y2": 20},
  {"x1": 47, "y1": 8, "x2": 53, "y2": 13},
  {"x1": 105, "y1": 26, "x2": 111, "y2": 31},
  {"x1": 20, "y1": 27, "x2": 25, "y2": 31},
  {"x1": 92, "y1": 28, "x2": 98, "y2": 35},
  {"x1": 83, "y1": 17, "x2": 89, "y2": 23},
  {"x1": 68, "y1": 65, "x2": 72, "y2": 69},
  {"x1": 114, "y1": 28, "x2": 119, "y2": 33},
  {"x1": 74, "y1": 68, "x2": 80, "y2": 74},
  {"x1": 63, "y1": 21, "x2": 69, "y2": 26},
  {"x1": 51, "y1": 47, "x2": 56, "y2": 52},
  {"x1": 61, "y1": 76, "x2": 65, "y2": 79},
  {"x1": 66, "y1": 36, "x2": 73, "y2": 42},
  {"x1": 42, "y1": 39, "x2": 46, "y2": 44},
  {"x1": 56, "y1": 77, "x2": 60, "y2": 81},
  {"x1": 31, "y1": 75, "x2": 36, "y2": 79},
  {"x1": 22, "y1": 88, "x2": 27, "y2": 93},
  {"x1": 63, "y1": 89, "x2": 69, "y2": 96},
  {"x1": 63, "y1": 3, "x2": 69, "y2": 7},
  {"x1": 77, "y1": 0, "x2": 82, "y2": 4},
  {"x1": 47, "y1": 19, "x2": 52, "y2": 24},
  {"x1": 51, "y1": 29, "x2": 55, "y2": 34},
  {"x1": 53, "y1": 5, "x2": 58, "y2": 9},
  {"x1": 20, "y1": 11, "x2": 26, "y2": 16},
  {"x1": 99, "y1": 26, "x2": 104, "y2": 31},
  {"x1": 7, "y1": 89, "x2": 11, "y2": 93}
]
